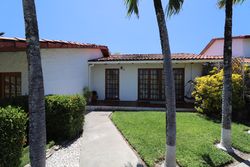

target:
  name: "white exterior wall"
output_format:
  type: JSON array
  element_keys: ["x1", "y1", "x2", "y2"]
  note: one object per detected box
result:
[
  {"x1": 204, "y1": 38, "x2": 250, "y2": 57},
  {"x1": 0, "y1": 48, "x2": 103, "y2": 95},
  {"x1": 243, "y1": 39, "x2": 250, "y2": 57},
  {"x1": 0, "y1": 52, "x2": 28, "y2": 95},
  {"x1": 90, "y1": 62, "x2": 202, "y2": 101},
  {"x1": 41, "y1": 48, "x2": 102, "y2": 95}
]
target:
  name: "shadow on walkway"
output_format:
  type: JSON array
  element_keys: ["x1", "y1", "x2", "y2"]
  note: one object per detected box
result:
[
  {"x1": 229, "y1": 152, "x2": 250, "y2": 166},
  {"x1": 124, "y1": 162, "x2": 144, "y2": 167}
]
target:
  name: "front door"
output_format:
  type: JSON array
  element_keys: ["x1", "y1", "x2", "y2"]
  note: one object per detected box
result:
[{"x1": 105, "y1": 69, "x2": 119, "y2": 100}]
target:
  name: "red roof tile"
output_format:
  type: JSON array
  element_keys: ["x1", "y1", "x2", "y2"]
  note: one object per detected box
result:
[
  {"x1": 0, "y1": 37, "x2": 110, "y2": 57},
  {"x1": 88, "y1": 53, "x2": 224, "y2": 62}
]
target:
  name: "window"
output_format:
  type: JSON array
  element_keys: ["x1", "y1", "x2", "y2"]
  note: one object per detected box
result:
[
  {"x1": 105, "y1": 69, "x2": 119, "y2": 100},
  {"x1": 0, "y1": 73, "x2": 21, "y2": 98},
  {"x1": 174, "y1": 69, "x2": 185, "y2": 101},
  {"x1": 138, "y1": 68, "x2": 184, "y2": 101},
  {"x1": 138, "y1": 69, "x2": 163, "y2": 100}
]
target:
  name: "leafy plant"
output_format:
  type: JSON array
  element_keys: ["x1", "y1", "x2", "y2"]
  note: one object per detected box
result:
[
  {"x1": 83, "y1": 87, "x2": 92, "y2": 103},
  {"x1": 192, "y1": 69, "x2": 245, "y2": 118},
  {"x1": 0, "y1": 106, "x2": 27, "y2": 167},
  {"x1": 45, "y1": 95, "x2": 86, "y2": 141}
]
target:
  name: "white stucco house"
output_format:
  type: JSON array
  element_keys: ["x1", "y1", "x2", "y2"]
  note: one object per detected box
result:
[{"x1": 0, "y1": 36, "x2": 249, "y2": 105}]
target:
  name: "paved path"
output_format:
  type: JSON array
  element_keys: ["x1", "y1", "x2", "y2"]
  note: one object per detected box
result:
[
  {"x1": 80, "y1": 112, "x2": 144, "y2": 167},
  {"x1": 234, "y1": 160, "x2": 250, "y2": 167}
]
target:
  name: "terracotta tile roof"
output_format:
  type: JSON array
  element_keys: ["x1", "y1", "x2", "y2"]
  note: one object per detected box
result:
[
  {"x1": 88, "y1": 53, "x2": 224, "y2": 62},
  {"x1": 200, "y1": 35, "x2": 250, "y2": 55},
  {"x1": 0, "y1": 37, "x2": 110, "y2": 57}
]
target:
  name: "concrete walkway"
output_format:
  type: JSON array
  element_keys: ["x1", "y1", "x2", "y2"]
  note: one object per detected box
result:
[
  {"x1": 80, "y1": 112, "x2": 144, "y2": 167},
  {"x1": 234, "y1": 160, "x2": 250, "y2": 167}
]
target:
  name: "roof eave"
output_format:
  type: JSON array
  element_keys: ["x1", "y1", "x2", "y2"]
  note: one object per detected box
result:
[{"x1": 88, "y1": 59, "x2": 223, "y2": 65}]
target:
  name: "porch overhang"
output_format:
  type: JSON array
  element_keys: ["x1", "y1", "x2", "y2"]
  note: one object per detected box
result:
[{"x1": 88, "y1": 59, "x2": 223, "y2": 65}]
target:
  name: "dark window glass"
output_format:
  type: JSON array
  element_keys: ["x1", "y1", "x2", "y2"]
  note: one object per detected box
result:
[
  {"x1": 138, "y1": 69, "x2": 184, "y2": 101},
  {"x1": 0, "y1": 73, "x2": 22, "y2": 98},
  {"x1": 105, "y1": 69, "x2": 119, "y2": 100}
]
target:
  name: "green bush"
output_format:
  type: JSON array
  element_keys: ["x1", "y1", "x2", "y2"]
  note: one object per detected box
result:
[
  {"x1": 0, "y1": 106, "x2": 27, "y2": 167},
  {"x1": 192, "y1": 69, "x2": 245, "y2": 118},
  {"x1": 83, "y1": 87, "x2": 91, "y2": 103},
  {"x1": 45, "y1": 95, "x2": 86, "y2": 142},
  {"x1": 0, "y1": 96, "x2": 28, "y2": 113},
  {"x1": 0, "y1": 95, "x2": 86, "y2": 143}
]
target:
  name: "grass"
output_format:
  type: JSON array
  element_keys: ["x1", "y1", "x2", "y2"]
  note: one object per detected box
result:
[
  {"x1": 20, "y1": 141, "x2": 55, "y2": 167},
  {"x1": 111, "y1": 112, "x2": 250, "y2": 167}
]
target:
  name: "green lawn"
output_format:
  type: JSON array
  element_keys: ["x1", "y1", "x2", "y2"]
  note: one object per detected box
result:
[
  {"x1": 20, "y1": 141, "x2": 55, "y2": 167},
  {"x1": 111, "y1": 112, "x2": 250, "y2": 167}
]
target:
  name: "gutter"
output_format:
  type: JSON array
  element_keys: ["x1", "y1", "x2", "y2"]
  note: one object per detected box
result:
[{"x1": 88, "y1": 59, "x2": 223, "y2": 65}]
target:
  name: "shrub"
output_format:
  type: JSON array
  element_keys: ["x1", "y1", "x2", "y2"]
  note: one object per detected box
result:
[
  {"x1": 83, "y1": 87, "x2": 91, "y2": 104},
  {"x1": 45, "y1": 95, "x2": 86, "y2": 142},
  {"x1": 0, "y1": 95, "x2": 86, "y2": 143},
  {"x1": 0, "y1": 106, "x2": 27, "y2": 167},
  {"x1": 192, "y1": 69, "x2": 245, "y2": 118},
  {"x1": 0, "y1": 96, "x2": 28, "y2": 113}
]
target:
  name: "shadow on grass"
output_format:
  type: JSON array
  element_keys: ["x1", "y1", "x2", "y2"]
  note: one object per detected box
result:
[
  {"x1": 197, "y1": 114, "x2": 221, "y2": 124},
  {"x1": 197, "y1": 113, "x2": 250, "y2": 127},
  {"x1": 201, "y1": 154, "x2": 216, "y2": 167}
]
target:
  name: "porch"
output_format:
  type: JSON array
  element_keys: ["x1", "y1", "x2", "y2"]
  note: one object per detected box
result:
[{"x1": 86, "y1": 100, "x2": 195, "y2": 112}]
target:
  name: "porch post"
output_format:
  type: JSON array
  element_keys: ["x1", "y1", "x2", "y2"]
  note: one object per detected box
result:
[{"x1": 88, "y1": 64, "x2": 94, "y2": 90}]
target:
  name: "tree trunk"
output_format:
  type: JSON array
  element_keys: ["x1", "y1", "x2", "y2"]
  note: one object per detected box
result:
[
  {"x1": 22, "y1": 0, "x2": 46, "y2": 166},
  {"x1": 153, "y1": 0, "x2": 176, "y2": 166},
  {"x1": 220, "y1": 0, "x2": 233, "y2": 151}
]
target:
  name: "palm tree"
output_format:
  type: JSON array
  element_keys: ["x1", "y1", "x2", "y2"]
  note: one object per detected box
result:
[
  {"x1": 125, "y1": 0, "x2": 184, "y2": 166},
  {"x1": 22, "y1": 0, "x2": 46, "y2": 166},
  {"x1": 217, "y1": 0, "x2": 245, "y2": 152}
]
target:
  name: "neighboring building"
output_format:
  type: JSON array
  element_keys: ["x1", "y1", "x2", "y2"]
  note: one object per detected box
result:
[
  {"x1": 201, "y1": 35, "x2": 250, "y2": 57},
  {"x1": 0, "y1": 36, "x2": 249, "y2": 104}
]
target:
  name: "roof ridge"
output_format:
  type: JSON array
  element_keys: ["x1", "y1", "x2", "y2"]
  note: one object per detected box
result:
[
  {"x1": 0, "y1": 36, "x2": 109, "y2": 57},
  {"x1": 0, "y1": 36, "x2": 107, "y2": 47}
]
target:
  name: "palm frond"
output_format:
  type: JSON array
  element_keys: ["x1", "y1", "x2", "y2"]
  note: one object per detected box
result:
[
  {"x1": 167, "y1": 0, "x2": 184, "y2": 16},
  {"x1": 218, "y1": 0, "x2": 246, "y2": 8},
  {"x1": 124, "y1": 0, "x2": 139, "y2": 17}
]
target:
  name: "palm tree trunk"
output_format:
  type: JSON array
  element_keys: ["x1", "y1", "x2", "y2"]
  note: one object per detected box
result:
[
  {"x1": 22, "y1": 0, "x2": 46, "y2": 166},
  {"x1": 220, "y1": 0, "x2": 233, "y2": 151},
  {"x1": 153, "y1": 0, "x2": 176, "y2": 166}
]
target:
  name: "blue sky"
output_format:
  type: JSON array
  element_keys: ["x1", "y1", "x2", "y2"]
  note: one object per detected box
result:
[{"x1": 1, "y1": 0, "x2": 250, "y2": 54}]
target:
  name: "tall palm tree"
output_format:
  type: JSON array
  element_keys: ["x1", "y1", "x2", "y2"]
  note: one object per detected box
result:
[
  {"x1": 125, "y1": 0, "x2": 183, "y2": 166},
  {"x1": 217, "y1": 0, "x2": 245, "y2": 152},
  {"x1": 22, "y1": 0, "x2": 46, "y2": 166}
]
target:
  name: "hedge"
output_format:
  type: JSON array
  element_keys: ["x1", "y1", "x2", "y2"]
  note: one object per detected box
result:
[
  {"x1": 192, "y1": 69, "x2": 245, "y2": 118},
  {"x1": 0, "y1": 94, "x2": 86, "y2": 143},
  {"x1": 45, "y1": 95, "x2": 86, "y2": 142},
  {"x1": 0, "y1": 106, "x2": 27, "y2": 167},
  {"x1": 0, "y1": 96, "x2": 28, "y2": 113}
]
